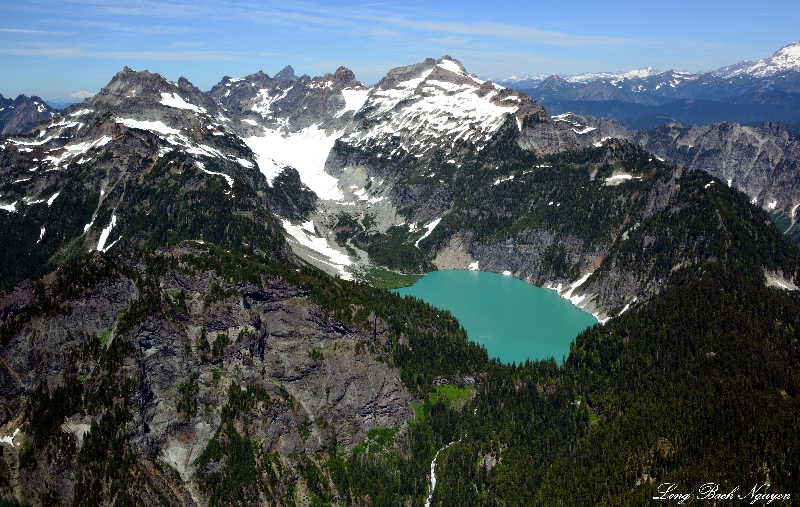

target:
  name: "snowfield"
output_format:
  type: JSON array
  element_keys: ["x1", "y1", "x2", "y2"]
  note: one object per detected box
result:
[
  {"x1": 280, "y1": 219, "x2": 352, "y2": 279},
  {"x1": 244, "y1": 125, "x2": 345, "y2": 200},
  {"x1": 159, "y1": 93, "x2": 207, "y2": 114}
]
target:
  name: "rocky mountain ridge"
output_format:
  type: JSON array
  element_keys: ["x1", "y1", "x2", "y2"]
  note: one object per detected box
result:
[
  {"x1": 550, "y1": 112, "x2": 800, "y2": 238},
  {"x1": 0, "y1": 94, "x2": 58, "y2": 136},
  {"x1": 0, "y1": 65, "x2": 290, "y2": 290},
  {"x1": 2, "y1": 56, "x2": 799, "y2": 321},
  {"x1": 718, "y1": 41, "x2": 800, "y2": 78}
]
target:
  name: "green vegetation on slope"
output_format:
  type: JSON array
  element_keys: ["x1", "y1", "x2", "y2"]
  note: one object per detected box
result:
[{"x1": 362, "y1": 265, "x2": 424, "y2": 289}]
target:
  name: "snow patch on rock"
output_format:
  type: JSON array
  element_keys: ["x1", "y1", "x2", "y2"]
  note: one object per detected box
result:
[
  {"x1": 159, "y1": 92, "x2": 207, "y2": 114},
  {"x1": 244, "y1": 125, "x2": 345, "y2": 200}
]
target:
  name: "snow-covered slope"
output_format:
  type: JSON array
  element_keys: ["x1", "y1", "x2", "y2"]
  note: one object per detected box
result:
[
  {"x1": 341, "y1": 56, "x2": 535, "y2": 157},
  {"x1": 718, "y1": 41, "x2": 800, "y2": 78},
  {"x1": 210, "y1": 66, "x2": 371, "y2": 200},
  {"x1": 229, "y1": 57, "x2": 548, "y2": 202},
  {"x1": 232, "y1": 56, "x2": 534, "y2": 173},
  {"x1": 243, "y1": 125, "x2": 344, "y2": 200}
]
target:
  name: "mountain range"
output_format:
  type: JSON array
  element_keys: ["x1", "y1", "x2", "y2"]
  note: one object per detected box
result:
[
  {"x1": 1, "y1": 52, "x2": 799, "y2": 506},
  {"x1": 2, "y1": 53, "x2": 799, "y2": 326},
  {"x1": 497, "y1": 41, "x2": 800, "y2": 95},
  {"x1": 489, "y1": 41, "x2": 800, "y2": 128}
]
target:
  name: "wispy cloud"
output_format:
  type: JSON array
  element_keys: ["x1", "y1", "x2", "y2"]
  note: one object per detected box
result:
[
  {"x1": 203, "y1": 1, "x2": 697, "y2": 52},
  {"x1": 44, "y1": 19, "x2": 203, "y2": 35},
  {"x1": 0, "y1": 28, "x2": 71, "y2": 35},
  {"x1": 3, "y1": 0, "x2": 728, "y2": 55},
  {"x1": 0, "y1": 46, "x2": 243, "y2": 61}
]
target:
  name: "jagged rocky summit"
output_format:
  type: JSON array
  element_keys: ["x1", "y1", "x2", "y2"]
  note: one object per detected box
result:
[{"x1": 0, "y1": 94, "x2": 58, "y2": 135}]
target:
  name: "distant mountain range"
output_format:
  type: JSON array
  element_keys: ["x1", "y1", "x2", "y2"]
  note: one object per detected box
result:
[
  {"x1": 489, "y1": 66, "x2": 660, "y2": 88},
  {"x1": 495, "y1": 41, "x2": 800, "y2": 93},
  {"x1": 5, "y1": 41, "x2": 798, "y2": 139},
  {"x1": 491, "y1": 41, "x2": 800, "y2": 128}
]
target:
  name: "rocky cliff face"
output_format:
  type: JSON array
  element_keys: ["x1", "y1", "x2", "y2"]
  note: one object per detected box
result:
[
  {"x1": 76, "y1": 67, "x2": 222, "y2": 121},
  {"x1": 541, "y1": 112, "x2": 800, "y2": 237},
  {"x1": 0, "y1": 245, "x2": 415, "y2": 504},
  {"x1": 209, "y1": 66, "x2": 368, "y2": 134},
  {"x1": 633, "y1": 121, "x2": 800, "y2": 217}
]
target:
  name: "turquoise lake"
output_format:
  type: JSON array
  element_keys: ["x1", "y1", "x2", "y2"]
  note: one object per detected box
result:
[{"x1": 393, "y1": 270, "x2": 597, "y2": 364}]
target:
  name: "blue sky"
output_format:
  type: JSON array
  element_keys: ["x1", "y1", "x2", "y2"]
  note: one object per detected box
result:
[{"x1": 1, "y1": 0, "x2": 798, "y2": 99}]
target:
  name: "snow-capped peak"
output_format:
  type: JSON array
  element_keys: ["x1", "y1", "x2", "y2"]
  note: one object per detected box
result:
[
  {"x1": 718, "y1": 41, "x2": 800, "y2": 78},
  {"x1": 565, "y1": 67, "x2": 659, "y2": 83},
  {"x1": 340, "y1": 56, "x2": 532, "y2": 158},
  {"x1": 618, "y1": 66, "x2": 658, "y2": 80},
  {"x1": 436, "y1": 56, "x2": 468, "y2": 76}
]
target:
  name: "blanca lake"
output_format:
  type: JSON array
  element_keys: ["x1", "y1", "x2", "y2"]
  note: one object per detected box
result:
[{"x1": 394, "y1": 270, "x2": 597, "y2": 364}]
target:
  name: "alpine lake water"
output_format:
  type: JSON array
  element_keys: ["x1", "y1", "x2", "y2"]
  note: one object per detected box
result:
[{"x1": 393, "y1": 270, "x2": 597, "y2": 364}]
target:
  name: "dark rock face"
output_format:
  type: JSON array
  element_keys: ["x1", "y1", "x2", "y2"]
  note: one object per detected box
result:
[
  {"x1": 209, "y1": 66, "x2": 368, "y2": 134},
  {"x1": 516, "y1": 116, "x2": 586, "y2": 154},
  {"x1": 541, "y1": 112, "x2": 800, "y2": 222},
  {"x1": 274, "y1": 65, "x2": 298, "y2": 82},
  {"x1": 0, "y1": 94, "x2": 58, "y2": 135},
  {"x1": 434, "y1": 229, "x2": 600, "y2": 284},
  {"x1": 0, "y1": 246, "x2": 413, "y2": 502},
  {"x1": 633, "y1": 121, "x2": 800, "y2": 216},
  {"x1": 265, "y1": 166, "x2": 319, "y2": 220},
  {"x1": 209, "y1": 70, "x2": 276, "y2": 110},
  {"x1": 76, "y1": 67, "x2": 212, "y2": 117}
]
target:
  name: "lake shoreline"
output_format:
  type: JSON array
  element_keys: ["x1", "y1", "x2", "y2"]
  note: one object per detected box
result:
[{"x1": 393, "y1": 269, "x2": 597, "y2": 364}]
